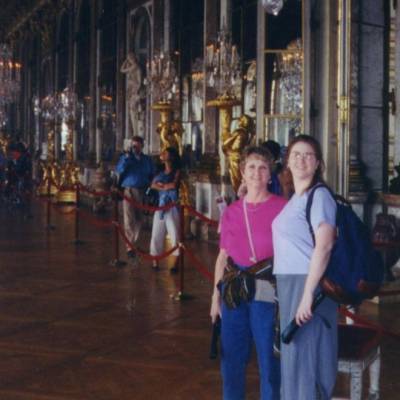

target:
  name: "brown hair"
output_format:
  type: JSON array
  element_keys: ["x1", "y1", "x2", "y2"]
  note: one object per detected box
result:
[
  {"x1": 132, "y1": 135, "x2": 144, "y2": 146},
  {"x1": 240, "y1": 145, "x2": 273, "y2": 173},
  {"x1": 282, "y1": 134, "x2": 325, "y2": 195}
]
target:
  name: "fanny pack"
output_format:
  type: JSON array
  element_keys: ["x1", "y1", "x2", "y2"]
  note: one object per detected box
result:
[{"x1": 220, "y1": 257, "x2": 276, "y2": 309}]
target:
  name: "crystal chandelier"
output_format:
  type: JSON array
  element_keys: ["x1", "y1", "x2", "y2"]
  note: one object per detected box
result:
[
  {"x1": 58, "y1": 86, "x2": 77, "y2": 121},
  {"x1": 0, "y1": 44, "x2": 21, "y2": 106},
  {"x1": 145, "y1": 51, "x2": 179, "y2": 104},
  {"x1": 261, "y1": 0, "x2": 302, "y2": 16},
  {"x1": 40, "y1": 93, "x2": 61, "y2": 122},
  {"x1": 206, "y1": 26, "x2": 241, "y2": 98},
  {"x1": 261, "y1": 0, "x2": 285, "y2": 16},
  {"x1": 279, "y1": 38, "x2": 303, "y2": 131}
]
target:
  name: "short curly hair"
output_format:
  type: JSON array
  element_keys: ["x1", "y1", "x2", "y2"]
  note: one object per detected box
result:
[{"x1": 239, "y1": 145, "x2": 273, "y2": 172}]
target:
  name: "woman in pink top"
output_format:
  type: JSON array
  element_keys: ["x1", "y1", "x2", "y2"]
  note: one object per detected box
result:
[{"x1": 210, "y1": 146, "x2": 286, "y2": 400}]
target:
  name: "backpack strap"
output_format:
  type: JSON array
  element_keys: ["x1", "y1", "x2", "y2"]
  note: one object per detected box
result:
[{"x1": 305, "y1": 182, "x2": 331, "y2": 246}]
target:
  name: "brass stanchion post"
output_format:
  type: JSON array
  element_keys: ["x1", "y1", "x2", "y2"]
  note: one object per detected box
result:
[
  {"x1": 110, "y1": 191, "x2": 126, "y2": 268},
  {"x1": 73, "y1": 184, "x2": 84, "y2": 245},
  {"x1": 172, "y1": 205, "x2": 193, "y2": 301},
  {"x1": 45, "y1": 178, "x2": 55, "y2": 231}
]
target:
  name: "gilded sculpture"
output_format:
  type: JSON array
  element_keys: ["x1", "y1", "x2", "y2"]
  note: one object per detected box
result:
[
  {"x1": 157, "y1": 119, "x2": 183, "y2": 155},
  {"x1": 222, "y1": 114, "x2": 255, "y2": 192}
]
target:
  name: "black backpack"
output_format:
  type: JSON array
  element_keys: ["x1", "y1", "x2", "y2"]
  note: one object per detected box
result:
[{"x1": 306, "y1": 183, "x2": 384, "y2": 306}]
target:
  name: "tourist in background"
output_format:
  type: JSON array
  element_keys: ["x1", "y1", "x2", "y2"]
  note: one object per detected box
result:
[
  {"x1": 149, "y1": 146, "x2": 181, "y2": 272},
  {"x1": 116, "y1": 135, "x2": 154, "y2": 258}
]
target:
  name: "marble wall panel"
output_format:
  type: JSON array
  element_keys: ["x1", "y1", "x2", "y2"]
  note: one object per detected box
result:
[
  {"x1": 359, "y1": 0, "x2": 385, "y2": 27},
  {"x1": 359, "y1": 24, "x2": 385, "y2": 108},
  {"x1": 360, "y1": 108, "x2": 384, "y2": 189}
]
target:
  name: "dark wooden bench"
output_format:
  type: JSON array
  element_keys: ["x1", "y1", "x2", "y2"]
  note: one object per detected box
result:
[{"x1": 337, "y1": 324, "x2": 381, "y2": 400}]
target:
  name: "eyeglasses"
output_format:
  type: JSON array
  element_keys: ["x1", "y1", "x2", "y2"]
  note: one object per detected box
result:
[{"x1": 290, "y1": 151, "x2": 316, "y2": 161}]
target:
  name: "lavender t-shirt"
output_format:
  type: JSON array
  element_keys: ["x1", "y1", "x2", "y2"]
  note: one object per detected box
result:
[
  {"x1": 272, "y1": 187, "x2": 336, "y2": 275},
  {"x1": 220, "y1": 195, "x2": 287, "y2": 267}
]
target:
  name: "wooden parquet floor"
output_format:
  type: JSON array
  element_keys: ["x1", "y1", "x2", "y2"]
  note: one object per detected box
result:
[{"x1": 0, "y1": 200, "x2": 399, "y2": 399}]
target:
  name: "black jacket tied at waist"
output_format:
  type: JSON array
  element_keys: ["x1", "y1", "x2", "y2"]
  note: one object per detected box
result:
[{"x1": 220, "y1": 257, "x2": 274, "y2": 309}]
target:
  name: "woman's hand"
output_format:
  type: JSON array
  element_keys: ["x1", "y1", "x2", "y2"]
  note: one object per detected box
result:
[
  {"x1": 210, "y1": 293, "x2": 222, "y2": 324},
  {"x1": 295, "y1": 291, "x2": 313, "y2": 326},
  {"x1": 152, "y1": 182, "x2": 164, "y2": 190},
  {"x1": 295, "y1": 223, "x2": 336, "y2": 326}
]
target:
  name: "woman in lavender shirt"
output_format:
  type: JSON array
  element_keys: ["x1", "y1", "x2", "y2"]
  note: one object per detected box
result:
[{"x1": 272, "y1": 135, "x2": 338, "y2": 400}]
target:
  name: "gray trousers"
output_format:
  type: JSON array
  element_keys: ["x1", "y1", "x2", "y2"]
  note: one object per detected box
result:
[
  {"x1": 277, "y1": 275, "x2": 338, "y2": 400},
  {"x1": 150, "y1": 208, "x2": 180, "y2": 257},
  {"x1": 122, "y1": 187, "x2": 144, "y2": 249}
]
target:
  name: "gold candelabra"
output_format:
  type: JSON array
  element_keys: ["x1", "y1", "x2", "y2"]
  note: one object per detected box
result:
[
  {"x1": 38, "y1": 125, "x2": 59, "y2": 196},
  {"x1": 148, "y1": 51, "x2": 190, "y2": 207},
  {"x1": 0, "y1": 132, "x2": 10, "y2": 155},
  {"x1": 56, "y1": 87, "x2": 80, "y2": 203},
  {"x1": 206, "y1": 25, "x2": 248, "y2": 194},
  {"x1": 56, "y1": 118, "x2": 79, "y2": 203}
]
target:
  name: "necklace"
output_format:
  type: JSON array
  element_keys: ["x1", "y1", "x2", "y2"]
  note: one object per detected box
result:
[{"x1": 243, "y1": 200, "x2": 258, "y2": 264}]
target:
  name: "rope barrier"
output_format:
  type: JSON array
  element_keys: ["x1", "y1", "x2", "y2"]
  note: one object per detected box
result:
[
  {"x1": 377, "y1": 289, "x2": 400, "y2": 297},
  {"x1": 78, "y1": 208, "x2": 114, "y2": 228},
  {"x1": 184, "y1": 205, "x2": 219, "y2": 227},
  {"x1": 31, "y1": 178, "x2": 400, "y2": 339},
  {"x1": 121, "y1": 192, "x2": 178, "y2": 213},
  {"x1": 78, "y1": 184, "x2": 112, "y2": 197},
  {"x1": 183, "y1": 246, "x2": 214, "y2": 282},
  {"x1": 339, "y1": 306, "x2": 400, "y2": 341},
  {"x1": 115, "y1": 222, "x2": 180, "y2": 261}
]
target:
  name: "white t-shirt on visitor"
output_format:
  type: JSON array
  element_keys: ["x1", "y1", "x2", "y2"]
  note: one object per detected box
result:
[{"x1": 272, "y1": 186, "x2": 337, "y2": 275}]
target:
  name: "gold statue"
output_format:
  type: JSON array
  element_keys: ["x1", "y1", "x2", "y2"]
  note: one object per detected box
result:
[
  {"x1": 171, "y1": 120, "x2": 184, "y2": 156},
  {"x1": 222, "y1": 114, "x2": 255, "y2": 192},
  {"x1": 47, "y1": 130, "x2": 55, "y2": 162},
  {"x1": 156, "y1": 120, "x2": 183, "y2": 155},
  {"x1": 39, "y1": 160, "x2": 59, "y2": 196},
  {"x1": 0, "y1": 134, "x2": 10, "y2": 155},
  {"x1": 38, "y1": 128, "x2": 60, "y2": 196}
]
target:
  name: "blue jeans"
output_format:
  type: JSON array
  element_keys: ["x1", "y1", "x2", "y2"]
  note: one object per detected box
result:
[{"x1": 221, "y1": 299, "x2": 280, "y2": 400}]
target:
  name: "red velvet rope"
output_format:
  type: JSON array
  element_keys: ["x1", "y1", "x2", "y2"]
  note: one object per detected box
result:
[
  {"x1": 121, "y1": 192, "x2": 178, "y2": 212},
  {"x1": 377, "y1": 289, "x2": 400, "y2": 297},
  {"x1": 33, "y1": 185, "x2": 400, "y2": 341},
  {"x1": 77, "y1": 208, "x2": 114, "y2": 228},
  {"x1": 115, "y1": 222, "x2": 180, "y2": 261},
  {"x1": 339, "y1": 307, "x2": 400, "y2": 340},
  {"x1": 184, "y1": 205, "x2": 219, "y2": 227},
  {"x1": 183, "y1": 246, "x2": 214, "y2": 282},
  {"x1": 78, "y1": 183, "x2": 112, "y2": 197}
]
